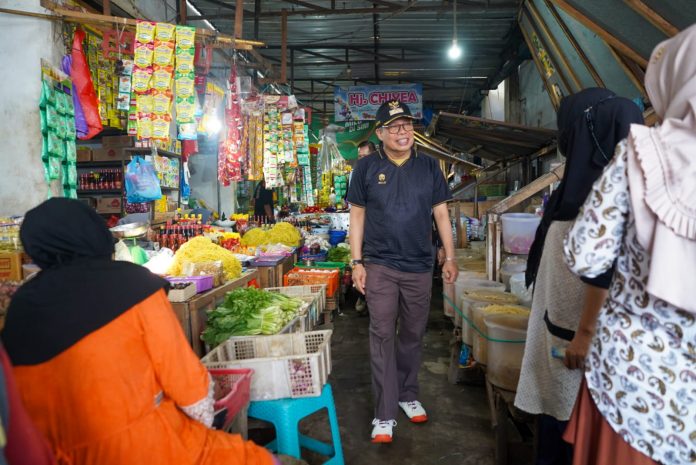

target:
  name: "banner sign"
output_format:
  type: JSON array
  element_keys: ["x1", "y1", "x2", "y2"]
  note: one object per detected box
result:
[{"x1": 334, "y1": 84, "x2": 423, "y2": 122}]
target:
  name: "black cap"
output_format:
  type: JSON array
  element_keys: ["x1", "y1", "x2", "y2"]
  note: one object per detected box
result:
[{"x1": 375, "y1": 100, "x2": 417, "y2": 127}]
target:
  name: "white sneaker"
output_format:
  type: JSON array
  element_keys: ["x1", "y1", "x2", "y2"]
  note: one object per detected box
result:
[
  {"x1": 371, "y1": 418, "x2": 396, "y2": 443},
  {"x1": 398, "y1": 400, "x2": 428, "y2": 423}
]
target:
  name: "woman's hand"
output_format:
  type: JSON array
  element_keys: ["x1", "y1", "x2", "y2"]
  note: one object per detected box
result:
[{"x1": 563, "y1": 329, "x2": 593, "y2": 370}]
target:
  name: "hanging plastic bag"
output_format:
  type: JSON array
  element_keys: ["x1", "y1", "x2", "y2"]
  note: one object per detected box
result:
[
  {"x1": 71, "y1": 28, "x2": 102, "y2": 140},
  {"x1": 61, "y1": 55, "x2": 88, "y2": 138},
  {"x1": 125, "y1": 156, "x2": 162, "y2": 203}
]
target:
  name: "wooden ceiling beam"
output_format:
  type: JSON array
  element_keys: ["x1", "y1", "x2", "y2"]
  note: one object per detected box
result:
[
  {"x1": 549, "y1": 0, "x2": 648, "y2": 67},
  {"x1": 622, "y1": 0, "x2": 679, "y2": 37}
]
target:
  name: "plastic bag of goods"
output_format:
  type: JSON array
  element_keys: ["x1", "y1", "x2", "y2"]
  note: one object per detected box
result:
[
  {"x1": 509, "y1": 272, "x2": 533, "y2": 306},
  {"x1": 499, "y1": 256, "x2": 527, "y2": 291}
]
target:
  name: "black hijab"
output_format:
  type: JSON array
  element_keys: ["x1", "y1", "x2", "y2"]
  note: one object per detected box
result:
[
  {"x1": 525, "y1": 88, "x2": 644, "y2": 287},
  {"x1": 2, "y1": 198, "x2": 168, "y2": 365}
]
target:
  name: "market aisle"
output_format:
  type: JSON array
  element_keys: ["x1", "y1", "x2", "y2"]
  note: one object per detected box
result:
[{"x1": 301, "y1": 281, "x2": 496, "y2": 465}]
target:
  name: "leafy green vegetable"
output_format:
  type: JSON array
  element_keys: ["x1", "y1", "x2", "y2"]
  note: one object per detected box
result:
[
  {"x1": 202, "y1": 288, "x2": 305, "y2": 346},
  {"x1": 327, "y1": 246, "x2": 351, "y2": 263}
]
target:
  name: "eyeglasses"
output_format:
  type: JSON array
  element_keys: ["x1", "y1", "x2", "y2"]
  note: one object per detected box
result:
[{"x1": 381, "y1": 122, "x2": 414, "y2": 134}]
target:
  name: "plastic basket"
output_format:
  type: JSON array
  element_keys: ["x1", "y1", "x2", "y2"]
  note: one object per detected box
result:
[
  {"x1": 284, "y1": 268, "x2": 340, "y2": 297},
  {"x1": 209, "y1": 368, "x2": 253, "y2": 431},
  {"x1": 478, "y1": 183, "x2": 507, "y2": 197},
  {"x1": 264, "y1": 285, "x2": 326, "y2": 329},
  {"x1": 202, "y1": 330, "x2": 333, "y2": 401},
  {"x1": 295, "y1": 261, "x2": 347, "y2": 278}
]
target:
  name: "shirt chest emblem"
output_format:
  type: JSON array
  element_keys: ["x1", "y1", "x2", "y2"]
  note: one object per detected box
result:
[{"x1": 378, "y1": 173, "x2": 387, "y2": 184}]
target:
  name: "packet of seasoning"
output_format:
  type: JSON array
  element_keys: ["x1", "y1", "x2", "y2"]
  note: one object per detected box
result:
[
  {"x1": 134, "y1": 42, "x2": 154, "y2": 68},
  {"x1": 175, "y1": 25, "x2": 196, "y2": 49},
  {"x1": 152, "y1": 114, "x2": 171, "y2": 141},
  {"x1": 152, "y1": 90, "x2": 172, "y2": 115},
  {"x1": 153, "y1": 41, "x2": 174, "y2": 67},
  {"x1": 175, "y1": 95, "x2": 196, "y2": 122},
  {"x1": 137, "y1": 114, "x2": 153, "y2": 140},
  {"x1": 136, "y1": 92, "x2": 154, "y2": 114},
  {"x1": 155, "y1": 22, "x2": 176, "y2": 42},
  {"x1": 175, "y1": 71, "x2": 196, "y2": 97},
  {"x1": 132, "y1": 67, "x2": 153, "y2": 94},
  {"x1": 175, "y1": 47, "x2": 195, "y2": 73},
  {"x1": 136, "y1": 20, "x2": 156, "y2": 44},
  {"x1": 152, "y1": 65, "x2": 174, "y2": 92}
]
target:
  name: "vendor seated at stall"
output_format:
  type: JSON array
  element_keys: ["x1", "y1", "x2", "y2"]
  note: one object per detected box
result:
[{"x1": 0, "y1": 198, "x2": 284, "y2": 465}]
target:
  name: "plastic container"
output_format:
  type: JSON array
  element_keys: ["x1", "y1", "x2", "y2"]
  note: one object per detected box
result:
[
  {"x1": 284, "y1": 268, "x2": 340, "y2": 297},
  {"x1": 472, "y1": 303, "x2": 528, "y2": 365},
  {"x1": 166, "y1": 275, "x2": 214, "y2": 293},
  {"x1": 510, "y1": 272, "x2": 533, "y2": 306},
  {"x1": 484, "y1": 313, "x2": 529, "y2": 391},
  {"x1": 202, "y1": 330, "x2": 332, "y2": 401},
  {"x1": 501, "y1": 213, "x2": 541, "y2": 254},
  {"x1": 328, "y1": 230, "x2": 347, "y2": 246},
  {"x1": 499, "y1": 256, "x2": 527, "y2": 291},
  {"x1": 209, "y1": 368, "x2": 254, "y2": 431},
  {"x1": 459, "y1": 289, "x2": 519, "y2": 348},
  {"x1": 452, "y1": 279, "x2": 506, "y2": 325}
]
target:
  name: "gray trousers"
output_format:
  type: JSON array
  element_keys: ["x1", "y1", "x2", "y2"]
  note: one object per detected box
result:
[{"x1": 365, "y1": 263, "x2": 433, "y2": 420}]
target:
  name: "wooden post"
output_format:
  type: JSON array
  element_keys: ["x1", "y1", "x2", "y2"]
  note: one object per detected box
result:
[
  {"x1": 179, "y1": 0, "x2": 187, "y2": 24},
  {"x1": 234, "y1": 0, "x2": 244, "y2": 38},
  {"x1": 280, "y1": 9, "x2": 288, "y2": 83},
  {"x1": 103, "y1": 0, "x2": 111, "y2": 16}
]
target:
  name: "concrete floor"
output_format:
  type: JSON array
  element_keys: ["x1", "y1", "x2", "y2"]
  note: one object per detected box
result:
[{"x1": 298, "y1": 280, "x2": 497, "y2": 465}]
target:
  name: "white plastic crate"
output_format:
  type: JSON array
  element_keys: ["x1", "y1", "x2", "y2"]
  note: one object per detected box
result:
[
  {"x1": 201, "y1": 330, "x2": 333, "y2": 401},
  {"x1": 265, "y1": 285, "x2": 327, "y2": 327}
]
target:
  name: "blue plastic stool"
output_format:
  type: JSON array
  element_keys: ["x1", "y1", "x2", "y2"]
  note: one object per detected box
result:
[{"x1": 248, "y1": 384, "x2": 344, "y2": 465}]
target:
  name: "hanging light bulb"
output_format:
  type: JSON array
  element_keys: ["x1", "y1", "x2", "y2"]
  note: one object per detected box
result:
[
  {"x1": 448, "y1": 0, "x2": 462, "y2": 61},
  {"x1": 448, "y1": 40, "x2": 462, "y2": 60}
]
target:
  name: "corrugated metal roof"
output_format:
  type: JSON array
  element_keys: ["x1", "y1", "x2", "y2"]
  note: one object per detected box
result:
[{"x1": 189, "y1": 0, "x2": 525, "y2": 115}]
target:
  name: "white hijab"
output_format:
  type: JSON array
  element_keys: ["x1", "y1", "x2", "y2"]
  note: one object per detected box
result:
[{"x1": 626, "y1": 24, "x2": 696, "y2": 312}]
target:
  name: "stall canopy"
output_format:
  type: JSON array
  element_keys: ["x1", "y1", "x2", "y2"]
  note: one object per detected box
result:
[
  {"x1": 428, "y1": 112, "x2": 557, "y2": 162},
  {"x1": 519, "y1": 0, "x2": 696, "y2": 112}
]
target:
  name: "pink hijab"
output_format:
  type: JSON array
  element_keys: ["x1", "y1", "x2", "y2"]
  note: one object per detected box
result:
[{"x1": 626, "y1": 24, "x2": 696, "y2": 312}]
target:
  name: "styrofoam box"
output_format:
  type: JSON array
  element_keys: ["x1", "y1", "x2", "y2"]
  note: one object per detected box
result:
[{"x1": 201, "y1": 330, "x2": 332, "y2": 401}]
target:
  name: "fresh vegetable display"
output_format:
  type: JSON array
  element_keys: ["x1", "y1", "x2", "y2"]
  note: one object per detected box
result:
[
  {"x1": 327, "y1": 244, "x2": 350, "y2": 263},
  {"x1": 202, "y1": 288, "x2": 303, "y2": 345},
  {"x1": 168, "y1": 236, "x2": 242, "y2": 281}
]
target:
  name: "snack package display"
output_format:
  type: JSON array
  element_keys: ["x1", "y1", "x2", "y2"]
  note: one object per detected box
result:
[{"x1": 135, "y1": 21, "x2": 156, "y2": 44}]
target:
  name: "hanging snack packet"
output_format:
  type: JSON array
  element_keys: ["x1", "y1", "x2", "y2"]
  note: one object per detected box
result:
[
  {"x1": 132, "y1": 67, "x2": 153, "y2": 94},
  {"x1": 152, "y1": 90, "x2": 172, "y2": 115},
  {"x1": 136, "y1": 92, "x2": 154, "y2": 114},
  {"x1": 153, "y1": 41, "x2": 174, "y2": 67},
  {"x1": 137, "y1": 114, "x2": 153, "y2": 140},
  {"x1": 175, "y1": 25, "x2": 196, "y2": 49},
  {"x1": 175, "y1": 71, "x2": 195, "y2": 98},
  {"x1": 152, "y1": 65, "x2": 174, "y2": 92},
  {"x1": 178, "y1": 122, "x2": 197, "y2": 140},
  {"x1": 175, "y1": 47, "x2": 195, "y2": 73},
  {"x1": 136, "y1": 20, "x2": 156, "y2": 44},
  {"x1": 175, "y1": 95, "x2": 196, "y2": 123},
  {"x1": 152, "y1": 114, "x2": 171, "y2": 141},
  {"x1": 134, "y1": 42, "x2": 154, "y2": 68},
  {"x1": 155, "y1": 22, "x2": 176, "y2": 42}
]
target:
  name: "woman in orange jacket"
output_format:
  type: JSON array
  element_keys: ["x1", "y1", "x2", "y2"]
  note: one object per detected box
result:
[{"x1": 1, "y1": 198, "x2": 278, "y2": 465}]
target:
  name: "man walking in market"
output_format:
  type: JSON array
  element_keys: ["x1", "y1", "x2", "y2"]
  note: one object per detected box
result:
[{"x1": 346, "y1": 100, "x2": 458, "y2": 443}]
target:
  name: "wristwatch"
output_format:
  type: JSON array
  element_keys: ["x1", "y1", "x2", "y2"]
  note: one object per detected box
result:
[{"x1": 350, "y1": 259, "x2": 364, "y2": 266}]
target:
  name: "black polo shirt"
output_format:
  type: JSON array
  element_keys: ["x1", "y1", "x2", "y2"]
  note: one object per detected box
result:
[{"x1": 346, "y1": 147, "x2": 452, "y2": 273}]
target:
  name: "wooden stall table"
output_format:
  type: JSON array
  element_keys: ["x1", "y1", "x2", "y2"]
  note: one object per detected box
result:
[
  {"x1": 170, "y1": 269, "x2": 258, "y2": 357},
  {"x1": 485, "y1": 377, "x2": 536, "y2": 465},
  {"x1": 249, "y1": 253, "x2": 297, "y2": 289}
]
